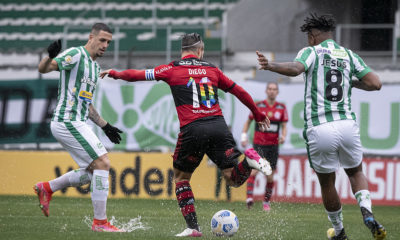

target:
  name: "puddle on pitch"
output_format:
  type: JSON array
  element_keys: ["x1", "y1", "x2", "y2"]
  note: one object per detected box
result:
[{"x1": 83, "y1": 215, "x2": 151, "y2": 232}]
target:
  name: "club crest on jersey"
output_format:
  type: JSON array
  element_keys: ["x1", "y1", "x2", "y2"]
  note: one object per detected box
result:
[
  {"x1": 79, "y1": 90, "x2": 93, "y2": 103},
  {"x1": 64, "y1": 55, "x2": 72, "y2": 63},
  {"x1": 274, "y1": 111, "x2": 281, "y2": 119}
]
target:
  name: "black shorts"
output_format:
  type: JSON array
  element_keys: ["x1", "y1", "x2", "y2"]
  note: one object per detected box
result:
[
  {"x1": 253, "y1": 144, "x2": 279, "y2": 170},
  {"x1": 173, "y1": 116, "x2": 241, "y2": 173}
]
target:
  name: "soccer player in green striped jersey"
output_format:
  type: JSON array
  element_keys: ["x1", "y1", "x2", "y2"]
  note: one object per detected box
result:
[
  {"x1": 35, "y1": 23, "x2": 124, "y2": 232},
  {"x1": 256, "y1": 14, "x2": 386, "y2": 240}
]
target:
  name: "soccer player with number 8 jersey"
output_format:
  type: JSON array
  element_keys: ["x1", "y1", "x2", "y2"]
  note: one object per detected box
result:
[
  {"x1": 100, "y1": 33, "x2": 273, "y2": 237},
  {"x1": 256, "y1": 13, "x2": 386, "y2": 240}
]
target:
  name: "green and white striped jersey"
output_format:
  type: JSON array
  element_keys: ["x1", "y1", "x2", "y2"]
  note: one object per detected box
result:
[
  {"x1": 52, "y1": 46, "x2": 101, "y2": 122},
  {"x1": 295, "y1": 39, "x2": 371, "y2": 129}
]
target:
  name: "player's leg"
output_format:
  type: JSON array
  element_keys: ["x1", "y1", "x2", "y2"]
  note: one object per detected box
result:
[
  {"x1": 339, "y1": 120, "x2": 386, "y2": 239},
  {"x1": 215, "y1": 168, "x2": 222, "y2": 198},
  {"x1": 263, "y1": 171, "x2": 275, "y2": 211},
  {"x1": 260, "y1": 145, "x2": 279, "y2": 211},
  {"x1": 88, "y1": 154, "x2": 123, "y2": 232},
  {"x1": 305, "y1": 122, "x2": 347, "y2": 239},
  {"x1": 316, "y1": 171, "x2": 346, "y2": 239},
  {"x1": 34, "y1": 121, "x2": 93, "y2": 217},
  {"x1": 172, "y1": 125, "x2": 204, "y2": 237},
  {"x1": 245, "y1": 170, "x2": 258, "y2": 209},
  {"x1": 174, "y1": 169, "x2": 202, "y2": 237}
]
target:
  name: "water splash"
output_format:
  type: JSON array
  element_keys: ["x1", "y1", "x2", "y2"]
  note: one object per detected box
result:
[{"x1": 83, "y1": 215, "x2": 151, "y2": 232}]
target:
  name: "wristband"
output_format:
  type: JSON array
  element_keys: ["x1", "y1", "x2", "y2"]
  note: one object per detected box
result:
[{"x1": 241, "y1": 133, "x2": 248, "y2": 142}]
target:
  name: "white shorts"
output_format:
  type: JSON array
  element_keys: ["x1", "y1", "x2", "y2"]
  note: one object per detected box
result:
[
  {"x1": 51, "y1": 121, "x2": 108, "y2": 168},
  {"x1": 305, "y1": 120, "x2": 363, "y2": 173}
]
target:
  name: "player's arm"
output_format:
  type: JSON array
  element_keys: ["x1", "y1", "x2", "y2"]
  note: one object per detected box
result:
[
  {"x1": 241, "y1": 118, "x2": 252, "y2": 147},
  {"x1": 38, "y1": 40, "x2": 62, "y2": 73},
  {"x1": 100, "y1": 69, "x2": 146, "y2": 81},
  {"x1": 352, "y1": 72, "x2": 382, "y2": 91},
  {"x1": 279, "y1": 122, "x2": 287, "y2": 144},
  {"x1": 229, "y1": 85, "x2": 270, "y2": 131},
  {"x1": 88, "y1": 104, "x2": 123, "y2": 144},
  {"x1": 256, "y1": 51, "x2": 305, "y2": 76}
]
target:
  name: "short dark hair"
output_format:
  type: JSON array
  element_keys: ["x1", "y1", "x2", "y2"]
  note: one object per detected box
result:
[
  {"x1": 91, "y1": 23, "x2": 113, "y2": 34},
  {"x1": 300, "y1": 13, "x2": 336, "y2": 33},
  {"x1": 181, "y1": 33, "x2": 203, "y2": 51}
]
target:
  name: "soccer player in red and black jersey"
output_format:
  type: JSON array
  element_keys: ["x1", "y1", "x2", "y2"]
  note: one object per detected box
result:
[
  {"x1": 100, "y1": 33, "x2": 273, "y2": 237},
  {"x1": 241, "y1": 82, "x2": 288, "y2": 211}
]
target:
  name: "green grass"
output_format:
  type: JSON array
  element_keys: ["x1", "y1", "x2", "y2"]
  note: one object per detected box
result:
[{"x1": 0, "y1": 195, "x2": 398, "y2": 240}]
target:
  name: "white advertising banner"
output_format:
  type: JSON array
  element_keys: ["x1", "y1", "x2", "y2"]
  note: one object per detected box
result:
[{"x1": 94, "y1": 80, "x2": 400, "y2": 156}]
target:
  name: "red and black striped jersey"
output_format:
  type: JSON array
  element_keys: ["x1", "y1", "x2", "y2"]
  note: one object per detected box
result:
[
  {"x1": 249, "y1": 100, "x2": 288, "y2": 145},
  {"x1": 145, "y1": 55, "x2": 236, "y2": 128}
]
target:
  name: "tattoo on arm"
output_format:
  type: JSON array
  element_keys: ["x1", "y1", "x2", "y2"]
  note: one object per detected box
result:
[{"x1": 88, "y1": 105, "x2": 107, "y2": 127}]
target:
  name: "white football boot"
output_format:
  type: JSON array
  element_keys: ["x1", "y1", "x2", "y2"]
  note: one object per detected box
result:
[
  {"x1": 175, "y1": 228, "x2": 202, "y2": 237},
  {"x1": 244, "y1": 148, "x2": 272, "y2": 175}
]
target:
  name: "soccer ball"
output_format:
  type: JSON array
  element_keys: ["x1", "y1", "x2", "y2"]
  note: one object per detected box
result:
[{"x1": 210, "y1": 210, "x2": 239, "y2": 236}]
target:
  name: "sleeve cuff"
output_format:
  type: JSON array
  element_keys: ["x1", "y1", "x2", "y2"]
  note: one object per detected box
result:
[
  {"x1": 295, "y1": 59, "x2": 308, "y2": 72},
  {"x1": 355, "y1": 68, "x2": 371, "y2": 79}
]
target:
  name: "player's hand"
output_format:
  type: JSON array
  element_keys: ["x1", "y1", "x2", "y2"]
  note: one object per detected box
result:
[
  {"x1": 99, "y1": 69, "x2": 113, "y2": 79},
  {"x1": 257, "y1": 118, "x2": 270, "y2": 132},
  {"x1": 279, "y1": 135, "x2": 286, "y2": 144},
  {"x1": 256, "y1": 51, "x2": 269, "y2": 70},
  {"x1": 254, "y1": 111, "x2": 270, "y2": 131},
  {"x1": 102, "y1": 123, "x2": 123, "y2": 144},
  {"x1": 241, "y1": 140, "x2": 248, "y2": 148},
  {"x1": 48, "y1": 39, "x2": 62, "y2": 59}
]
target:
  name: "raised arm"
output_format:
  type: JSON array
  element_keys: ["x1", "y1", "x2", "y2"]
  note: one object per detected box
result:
[
  {"x1": 256, "y1": 51, "x2": 305, "y2": 77},
  {"x1": 38, "y1": 40, "x2": 62, "y2": 73},
  {"x1": 352, "y1": 72, "x2": 382, "y2": 91},
  {"x1": 228, "y1": 84, "x2": 270, "y2": 131},
  {"x1": 100, "y1": 69, "x2": 146, "y2": 81}
]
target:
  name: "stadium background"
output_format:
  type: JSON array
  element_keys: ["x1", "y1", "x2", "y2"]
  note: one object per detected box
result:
[{"x1": 0, "y1": 0, "x2": 399, "y2": 207}]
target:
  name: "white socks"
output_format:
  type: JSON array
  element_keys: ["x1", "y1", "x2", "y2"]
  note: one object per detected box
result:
[
  {"x1": 355, "y1": 189, "x2": 372, "y2": 213},
  {"x1": 327, "y1": 208, "x2": 344, "y2": 236},
  {"x1": 49, "y1": 168, "x2": 92, "y2": 192},
  {"x1": 91, "y1": 169, "x2": 109, "y2": 220}
]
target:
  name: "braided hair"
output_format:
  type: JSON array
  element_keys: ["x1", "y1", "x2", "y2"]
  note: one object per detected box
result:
[{"x1": 300, "y1": 13, "x2": 336, "y2": 33}]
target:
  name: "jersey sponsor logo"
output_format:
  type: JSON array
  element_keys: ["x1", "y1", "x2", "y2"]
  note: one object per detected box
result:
[
  {"x1": 154, "y1": 66, "x2": 171, "y2": 75},
  {"x1": 78, "y1": 90, "x2": 93, "y2": 102},
  {"x1": 267, "y1": 123, "x2": 279, "y2": 133},
  {"x1": 332, "y1": 49, "x2": 348, "y2": 58},
  {"x1": 188, "y1": 68, "x2": 207, "y2": 75},
  {"x1": 316, "y1": 48, "x2": 332, "y2": 55},
  {"x1": 177, "y1": 59, "x2": 211, "y2": 66},
  {"x1": 81, "y1": 76, "x2": 96, "y2": 87},
  {"x1": 192, "y1": 109, "x2": 217, "y2": 114},
  {"x1": 322, "y1": 59, "x2": 347, "y2": 68}
]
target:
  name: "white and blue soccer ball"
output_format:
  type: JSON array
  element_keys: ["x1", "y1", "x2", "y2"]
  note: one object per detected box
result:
[{"x1": 211, "y1": 210, "x2": 239, "y2": 236}]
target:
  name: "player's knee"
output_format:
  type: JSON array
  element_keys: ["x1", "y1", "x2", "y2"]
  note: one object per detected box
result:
[{"x1": 93, "y1": 154, "x2": 111, "y2": 170}]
